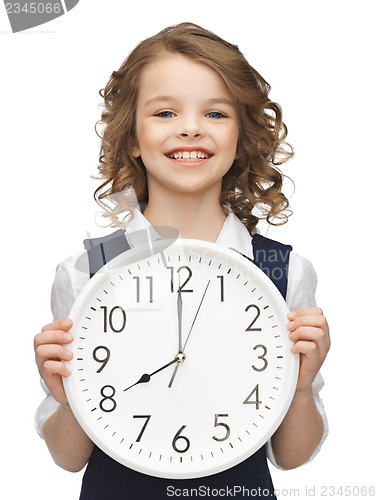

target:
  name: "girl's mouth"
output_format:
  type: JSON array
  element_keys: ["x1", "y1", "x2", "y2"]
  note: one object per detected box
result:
[{"x1": 165, "y1": 150, "x2": 213, "y2": 161}]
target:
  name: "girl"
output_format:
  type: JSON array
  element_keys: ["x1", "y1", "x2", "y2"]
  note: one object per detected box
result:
[{"x1": 34, "y1": 22, "x2": 330, "y2": 499}]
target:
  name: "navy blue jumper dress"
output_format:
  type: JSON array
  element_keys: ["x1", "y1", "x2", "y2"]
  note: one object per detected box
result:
[{"x1": 79, "y1": 231, "x2": 292, "y2": 499}]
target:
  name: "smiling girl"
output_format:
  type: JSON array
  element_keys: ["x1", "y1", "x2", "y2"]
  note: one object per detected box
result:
[{"x1": 34, "y1": 23, "x2": 330, "y2": 499}]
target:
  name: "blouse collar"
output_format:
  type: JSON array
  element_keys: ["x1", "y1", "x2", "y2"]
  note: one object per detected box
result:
[{"x1": 125, "y1": 210, "x2": 254, "y2": 261}]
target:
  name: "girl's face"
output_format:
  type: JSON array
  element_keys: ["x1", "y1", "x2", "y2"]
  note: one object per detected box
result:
[{"x1": 132, "y1": 53, "x2": 239, "y2": 202}]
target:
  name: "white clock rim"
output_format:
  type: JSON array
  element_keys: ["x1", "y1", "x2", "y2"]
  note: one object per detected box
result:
[{"x1": 63, "y1": 238, "x2": 299, "y2": 479}]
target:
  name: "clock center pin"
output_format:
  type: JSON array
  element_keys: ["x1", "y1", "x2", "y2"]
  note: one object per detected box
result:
[{"x1": 175, "y1": 352, "x2": 186, "y2": 363}]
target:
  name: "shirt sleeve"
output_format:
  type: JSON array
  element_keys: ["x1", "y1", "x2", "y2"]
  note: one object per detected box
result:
[
  {"x1": 51, "y1": 261, "x2": 77, "y2": 321},
  {"x1": 34, "y1": 259, "x2": 81, "y2": 439},
  {"x1": 266, "y1": 252, "x2": 329, "y2": 469}
]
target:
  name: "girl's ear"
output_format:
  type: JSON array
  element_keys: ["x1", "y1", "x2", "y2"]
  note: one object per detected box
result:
[
  {"x1": 128, "y1": 136, "x2": 141, "y2": 158},
  {"x1": 131, "y1": 144, "x2": 141, "y2": 158}
]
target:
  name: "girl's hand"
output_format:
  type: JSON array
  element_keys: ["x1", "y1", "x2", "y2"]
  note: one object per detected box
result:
[
  {"x1": 287, "y1": 308, "x2": 330, "y2": 393},
  {"x1": 34, "y1": 318, "x2": 74, "y2": 405}
]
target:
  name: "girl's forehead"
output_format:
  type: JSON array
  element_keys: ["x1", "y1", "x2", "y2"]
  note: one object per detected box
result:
[
  {"x1": 139, "y1": 53, "x2": 210, "y2": 83},
  {"x1": 137, "y1": 53, "x2": 234, "y2": 103}
]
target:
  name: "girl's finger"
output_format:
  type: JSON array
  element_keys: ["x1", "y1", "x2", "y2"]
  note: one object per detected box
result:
[
  {"x1": 42, "y1": 359, "x2": 71, "y2": 379},
  {"x1": 288, "y1": 307, "x2": 323, "y2": 319},
  {"x1": 287, "y1": 314, "x2": 328, "y2": 333},
  {"x1": 36, "y1": 344, "x2": 73, "y2": 362},
  {"x1": 41, "y1": 318, "x2": 72, "y2": 333},
  {"x1": 291, "y1": 340, "x2": 321, "y2": 358},
  {"x1": 34, "y1": 330, "x2": 73, "y2": 349},
  {"x1": 289, "y1": 326, "x2": 328, "y2": 348}
]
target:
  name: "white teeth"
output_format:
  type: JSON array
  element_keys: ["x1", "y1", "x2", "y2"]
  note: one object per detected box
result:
[{"x1": 168, "y1": 151, "x2": 211, "y2": 160}]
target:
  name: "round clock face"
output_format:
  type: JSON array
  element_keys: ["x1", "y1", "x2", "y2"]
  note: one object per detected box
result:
[{"x1": 64, "y1": 238, "x2": 298, "y2": 479}]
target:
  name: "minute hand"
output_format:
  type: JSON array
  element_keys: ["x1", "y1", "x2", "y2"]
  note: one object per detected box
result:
[{"x1": 177, "y1": 285, "x2": 183, "y2": 353}]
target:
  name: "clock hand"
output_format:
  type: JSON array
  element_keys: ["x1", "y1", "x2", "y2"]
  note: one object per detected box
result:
[
  {"x1": 183, "y1": 279, "x2": 211, "y2": 351},
  {"x1": 168, "y1": 279, "x2": 211, "y2": 388},
  {"x1": 177, "y1": 285, "x2": 183, "y2": 354},
  {"x1": 168, "y1": 287, "x2": 184, "y2": 389},
  {"x1": 124, "y1": 357, "x2": 179, "y2": 392}
]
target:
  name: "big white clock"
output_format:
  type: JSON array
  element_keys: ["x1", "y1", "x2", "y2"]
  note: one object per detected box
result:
[{"x1": 63, "y1": 238, "x2": 298, "y2": 479}]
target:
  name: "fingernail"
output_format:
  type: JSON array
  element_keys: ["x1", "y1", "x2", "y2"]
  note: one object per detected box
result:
[{"x1": 64, "y1": 333, "x2": 73, "y2": 341}]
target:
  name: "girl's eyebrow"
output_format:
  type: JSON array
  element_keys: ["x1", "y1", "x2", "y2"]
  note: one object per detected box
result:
[
  {"x1": 145, "y1": 95, "x2": 177, "y2": 106},
  {"x1": 144, "y1": 96, "x2": 235, "y2": 107},
  {"x1": 206, "y1": 98, "x2": 235, "y2": 107}
]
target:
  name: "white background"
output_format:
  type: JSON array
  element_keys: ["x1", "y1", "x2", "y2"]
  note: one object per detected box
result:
[{"x1": 1, "y1": 1, "x2": 376, "y2": 498}]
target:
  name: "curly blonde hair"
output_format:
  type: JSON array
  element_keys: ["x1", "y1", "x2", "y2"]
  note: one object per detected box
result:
[{"x1": 95, "y1": 22, "x2": 293, "y2": 233}]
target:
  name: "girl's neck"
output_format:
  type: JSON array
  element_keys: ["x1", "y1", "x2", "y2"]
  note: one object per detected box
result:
[{"x1": 143, "y1": 193, "x2": 227, "y2": 243}]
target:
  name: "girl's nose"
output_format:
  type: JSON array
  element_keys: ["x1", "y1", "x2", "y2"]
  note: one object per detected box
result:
[
  {"x1": 179, "y1": 130, "x2": 203, "y2": 138},
  {"x1": 177, "y1": 116, "x2": 204, "y2": 139}
]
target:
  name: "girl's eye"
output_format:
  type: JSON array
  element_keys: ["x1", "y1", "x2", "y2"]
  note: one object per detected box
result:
[
  {"x1": 155, "y1": 111, "x2": 175, "y2": 118},
  {"x1": 206, "y1": 111, "x2": 226, "y2": 119}
]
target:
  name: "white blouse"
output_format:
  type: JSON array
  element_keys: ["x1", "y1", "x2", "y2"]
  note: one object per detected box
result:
[{"x1": 35, "y1": 211, "x2": 328, "y2": 470}]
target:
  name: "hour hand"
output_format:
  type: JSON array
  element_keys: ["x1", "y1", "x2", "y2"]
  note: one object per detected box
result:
[{"x1": 124, "y1": 358, "x2": 178, "y2": 392}]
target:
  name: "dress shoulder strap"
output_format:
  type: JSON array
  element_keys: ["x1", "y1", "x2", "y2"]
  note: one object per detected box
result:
[
  {"x1": 83, "y1": 229, "x2": 130, "y2": 278},
  {"x1": 252, "y1": 234, "x2": 292, "y2": 299}
]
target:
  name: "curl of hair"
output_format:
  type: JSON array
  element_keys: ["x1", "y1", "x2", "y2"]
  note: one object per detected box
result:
[{"x1": 94, "y1": 22, "x2": 293, "y2": 232}]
